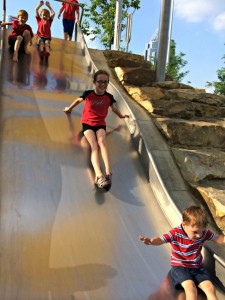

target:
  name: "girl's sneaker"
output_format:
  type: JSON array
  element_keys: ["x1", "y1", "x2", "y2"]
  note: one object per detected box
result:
[
  {"x1": 105, "y1": 173, "x2": 112, "y2": 184},
  {"x1": 95, "y1": 175, "x2": 108, "y2": 188}
]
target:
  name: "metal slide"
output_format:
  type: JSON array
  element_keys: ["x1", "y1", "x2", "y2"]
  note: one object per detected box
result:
[{"x1": 0, "y1": 32, "x2": 224, "y2": 299}]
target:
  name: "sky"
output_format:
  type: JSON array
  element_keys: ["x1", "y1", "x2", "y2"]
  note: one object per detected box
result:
[{"x1": 1, "y1": 0, "x2": 225, "y2": 91}]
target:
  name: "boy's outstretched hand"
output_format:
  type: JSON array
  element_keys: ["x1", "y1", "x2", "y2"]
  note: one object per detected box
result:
[{"x1": 139, "y1": 236, "x2": 151, "y2": 245}]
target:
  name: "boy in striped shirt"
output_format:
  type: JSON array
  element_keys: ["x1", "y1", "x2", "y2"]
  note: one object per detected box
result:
[{"x1": 139, "y1": 205, "x2": 225, "y2": 300}]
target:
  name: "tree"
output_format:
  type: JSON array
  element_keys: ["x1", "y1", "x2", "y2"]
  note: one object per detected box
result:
[
  {"x1": 206, "y1": 54, "x2": 225, "y2": 95},
  {"x1": 81, "y1": 0, "x2": 140, "y2": 49},
  {"x1": 166, "y1": 39, "x2": 189, "y2": 83}
]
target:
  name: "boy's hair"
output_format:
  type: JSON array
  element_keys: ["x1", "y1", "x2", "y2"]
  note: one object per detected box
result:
[
  {"x1": 182, "y1": 206, "x2": 208, "y2": 228},
  {"x1": 41, "y1": 9, "x2": 50, "y2": 18},
  {"x1": 93, "y1": 70, "x2": 109, "y2": 82},
  {"x1": 18, "y1": 10, "x2": 28, "y2": 18}
]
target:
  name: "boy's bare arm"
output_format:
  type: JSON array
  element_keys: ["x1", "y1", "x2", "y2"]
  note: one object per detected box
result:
[
  {"x1": 213, "y1": 234, "x2": 225, "y2": 244},
  {"x1": 1, "y1": 22, "x2": 13, "y2": 27},
  {"x1": 36, "y1": 1, "x2": 44, "y2": 17},
  {"x1": 46, "y1": 2, "x2": 55, "y2": 18},
  {"x1": 139, "y1": 235, "x2": 165, "y2": 246}
]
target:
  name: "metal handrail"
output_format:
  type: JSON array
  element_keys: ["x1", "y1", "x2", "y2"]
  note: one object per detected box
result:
[
  {"x1": 2, "y1": 0, "x2": 6, "y2": 22},
  {"x1": 54, "y1": 0, "x2": 84, "y2": 41}
]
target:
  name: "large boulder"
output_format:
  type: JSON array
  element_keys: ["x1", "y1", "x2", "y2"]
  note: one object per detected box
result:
[
  {"x1": 195, "y1": 181, "x2": 225, "y2": 233},
  {"x1": 115, "y1": 66, "x2": 156, "y2": 86},
  {"x1": 103, "y1": 50, "x2": 153, "y2": 69},
  {"x1": 154, "y1": 119, "x2": 225, "y2": 148},
  {"x1": 171, "y1": 148, "x2": 225, "y2": 182}
]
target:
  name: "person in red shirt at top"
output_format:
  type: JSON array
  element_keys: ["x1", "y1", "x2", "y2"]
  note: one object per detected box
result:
[
  {"x1": 35, "y1": 1, "x2": 55, "y2": 58},
  {"x1": 139, "y1": 205, "x2": 225, "y2": 300},
  {"x1": 63, "y1": 69, "x2": 129, "y2": 188},
  {"x1": 58, "y1": 0, "x2": 80, "y2": 41},
  {"x1": 0, "y1": 10, "x2": 33, "y2": 62}
]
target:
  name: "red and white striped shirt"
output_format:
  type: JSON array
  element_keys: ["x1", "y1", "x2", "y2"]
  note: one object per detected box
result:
[{"x1": 161, "y1": 225, "x2": 215, "y2": 268}]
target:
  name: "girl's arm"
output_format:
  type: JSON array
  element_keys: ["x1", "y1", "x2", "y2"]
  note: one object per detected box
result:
[
  {"x1": 213, "y1": 234, "x2": 225, "y2": 244},
  {"x1": 110, "y1": 103, "x2": 129, "y2": 119},
  {"x1": 139, "y1": 235, "x2": 165, "y2": 246},
  {"x1": 63, "y1": 97, "x2": 83, "y2": 113}
]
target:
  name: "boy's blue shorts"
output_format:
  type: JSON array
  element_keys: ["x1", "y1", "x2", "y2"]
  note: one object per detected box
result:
[
  {"x1": 63, "y1": 19, "x2": 75, "y2": 37},
  {"x1": 170, "y1": 266, "x2": 211, "y2": 289}
]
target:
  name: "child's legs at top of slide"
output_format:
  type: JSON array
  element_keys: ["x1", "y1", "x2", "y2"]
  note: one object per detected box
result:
[
  {"x1": 9, "y1": 36, "x2": 23, "y2": 62},
  {"x1": 63, "y1": 19, "x2": 75, "y2": 40},
  {"x1": 23, "y1": 30, "x2": 31, "y2": 54},
  {"x1": 37, "y1": 36, "x2": 45, "y2": 52},
  {"x1": 44, "y1": 40, "x2": 50, "y2": 55},
  {"x1": 37, "y1": 37, "x2": 51, "y2": 58}
]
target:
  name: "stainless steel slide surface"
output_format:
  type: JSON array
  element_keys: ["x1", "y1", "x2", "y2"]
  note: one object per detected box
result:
[{"x1": 0, "y1": 34, "x2": 223, "y2": 299}]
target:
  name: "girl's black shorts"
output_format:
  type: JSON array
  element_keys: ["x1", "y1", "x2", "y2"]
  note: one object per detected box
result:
[{"x1": 82, "y1": 123, "x2": 106, "y2": 133}]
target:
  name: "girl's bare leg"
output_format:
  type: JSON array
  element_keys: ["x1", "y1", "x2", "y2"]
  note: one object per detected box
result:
[
  {"x1": 83, "y1": 130, "x2": 103, "y2": 178},
  {"x1": 96, "y1": 129, "x2": 111, "y2": 175}
]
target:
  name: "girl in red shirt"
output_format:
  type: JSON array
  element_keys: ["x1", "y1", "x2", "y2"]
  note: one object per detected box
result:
[{"x1": 63, "y1": 69, "x2": 129, "y2": 188}]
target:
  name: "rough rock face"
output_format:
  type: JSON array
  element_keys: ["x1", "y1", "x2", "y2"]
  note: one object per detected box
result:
[
  {"x1": 195, "y1": 181, "x2": 225, "y2": 233},
  {"x1": 104, "y1": 50, "x2": 153, "y2": 69},
  {"x1": 171, "y1": 148, "x2": 225, "y2": 182},
  {"x1": 154, "y1": 119, "x2": 225, "y2": 148},
  {"x1": 103, "y1": 50, "x2": 225, "y2": 234}
]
